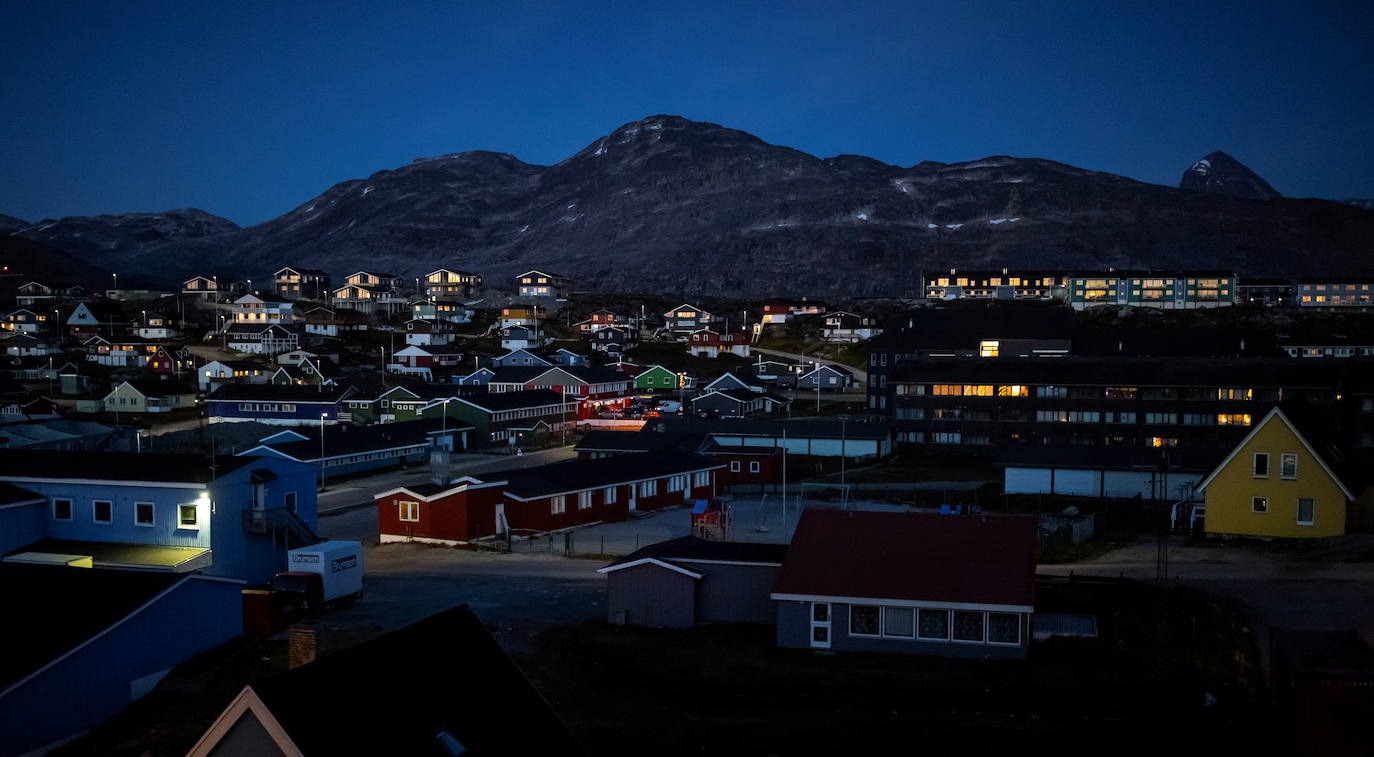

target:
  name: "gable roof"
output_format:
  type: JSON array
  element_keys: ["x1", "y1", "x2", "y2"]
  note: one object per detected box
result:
[
  {"x1": 691, "y1": 388, "x2": 762, "y2": 406},
  {"x1": 190, "y1": 605, "x2": 585, "y2": 756},
  {"x1": 1195, "y1": 405, "x2": 1358, "y2": 500},
  {"x1": 113, "y1": 378, "x2": 196, "y2": 397},
  {"x1": 207, "y1": 384, "x2": 352, "y2": 404},
  {"x1": 0, "y1": 450, "x2": 255, "y2": 484},
  {"x1": 600, "y1": 535, "x2": 788, "y2": 573},
  {"x1": 575, "y1": 429, "x2": 709, "y2": 454},
  {"x1": 484, "y1": 450, "x2": 722, "y2": 500},
  {"x1": 240, "y1": 419, "x2": 469, "y2": 462},
  {"x1": 453, "y1": 389, "x2": 570, "y2": 412},
  {"x1": 772, "y1": 510, "x2": 1037, "y2": 609}
]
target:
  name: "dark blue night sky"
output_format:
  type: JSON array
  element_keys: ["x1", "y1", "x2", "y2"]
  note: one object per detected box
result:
[{"x1": 3, "y1": 0, "x2": 1371, "y2": 225}]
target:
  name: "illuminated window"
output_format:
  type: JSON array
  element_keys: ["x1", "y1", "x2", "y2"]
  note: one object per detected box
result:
[
  {"x1": 1104, "y1": 387, "x2": 1138, "y2": 399},
  {"x1": 962, "y1": 385, "x2": 994, "y2": 397},
  {"x1": 1251, "y1": 496, "x2": 1269, "y2": 513},
  {"x1": 979, "y1": 340, "x2": 1000, "y2": 358},
  {"x1": 1149, "y1": 437, "x2": 1179, "y2": 448},
  {"x1": 1217, "y1": 414, "x2": 1252, "y2": 426},
  {"x1": 932, "y1": 384, "x2": 963, "y2": 396},
  {"x1": 997, "y1": 385, "x2": 1028, "y2": 397}
]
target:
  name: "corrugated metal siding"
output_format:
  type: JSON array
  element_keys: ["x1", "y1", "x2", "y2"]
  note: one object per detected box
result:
[
  {"x1": 1052, "y1": 469, "x2": 1099, "y2": 497},
  {"x1": 695, "y1": 563, "x2": 779, "y2": 624},
  {"x1": 606, "y1": 563, "x2": 695, "y2": 629},
  {"x1": 1004, "y1": 467, "x2": 1052, "y2": 494}
]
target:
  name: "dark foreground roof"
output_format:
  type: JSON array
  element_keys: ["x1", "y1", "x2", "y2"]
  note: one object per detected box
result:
[
  {"x1": 643, "y1": 417, "x2": 891, "y2": 440},
  {"x1": 0, "y1": 563, "x2": 186, "y2": 690},
  {"x1": 0, "y1": 450, "x2": 254, "y2": 484},
  {"x1": 606, "y1": 536, "x2": 788, "y2": 569},
  {"x1": 0, "y1": 481, "x2": 43, "y2": 506},
  {"x1": 252, "y1": 604, "x2": 586, "y2": 755},
  {"x1": 246, "y1": 418, "x2": 472, "y2": 461},
  {"x1": 1272, "y1": 628, "x2": 1374, "y2": 677},
  {"x1": 575, "y1": 429, "x2": 709, "y2": 453},
  {"x1": 773, "y1": 510, "x2": 1038, "y2": 608},
  {"x1": 208, "y1": 383, "x2": 351, "y2": 403}
]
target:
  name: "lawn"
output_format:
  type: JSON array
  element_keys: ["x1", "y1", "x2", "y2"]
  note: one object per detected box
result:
[{"x1": 520, "y1": 578, "x2": 1270, "y2": 756}]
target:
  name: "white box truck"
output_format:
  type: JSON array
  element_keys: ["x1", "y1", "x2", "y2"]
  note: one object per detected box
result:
[{"x1": 275, "y1": 541, "x2": 365, "y2": 613}]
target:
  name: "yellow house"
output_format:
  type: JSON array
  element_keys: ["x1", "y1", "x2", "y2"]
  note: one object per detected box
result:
[{"x1": 1196, "y1": 406, "x2": 1354, "y2": 539}]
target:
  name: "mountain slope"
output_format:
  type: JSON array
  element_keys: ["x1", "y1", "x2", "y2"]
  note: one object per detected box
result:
[
  {"x1": 1178, "y1": 150, "x2": 1281, "y2": 201},
  {"x1": 12, "y1": 116, "x2": 1374, "y2": 296},
  {"x1": 13, "y1": 208, "x2": 239, "y2": 265}
]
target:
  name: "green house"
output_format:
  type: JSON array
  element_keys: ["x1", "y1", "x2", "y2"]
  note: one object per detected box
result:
[{"x1": 635, "y1": 365, "x2": 682, "y2": 391}]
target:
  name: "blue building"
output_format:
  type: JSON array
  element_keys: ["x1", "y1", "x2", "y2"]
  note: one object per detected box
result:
[
  {"x1": 0, "y1": 450, "x2": 319, "y2": 585},
  {"x1": 206, "y1": 383, "x2": 355, "y2": 426},
  {"x1": 236, "y1": 418, "x2": 471, "y2": 479},
  {"x1": 0, "y1": 563, "x2": 243, "y2": 757}
]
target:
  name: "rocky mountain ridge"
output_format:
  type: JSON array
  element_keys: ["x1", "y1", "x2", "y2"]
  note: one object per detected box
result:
[{"x1": 9, "y1": 116, "x2": 1373, "y2": 297}]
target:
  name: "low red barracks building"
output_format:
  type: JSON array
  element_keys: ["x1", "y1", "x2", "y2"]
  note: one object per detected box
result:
[{"x1": 375, "y1": 450, "x2": 724, "y2": 545}]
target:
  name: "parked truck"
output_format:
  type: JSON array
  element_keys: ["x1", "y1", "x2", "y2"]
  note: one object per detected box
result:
[{"x1": 271, "y1": 541, "x2": 365, "y2": 617}]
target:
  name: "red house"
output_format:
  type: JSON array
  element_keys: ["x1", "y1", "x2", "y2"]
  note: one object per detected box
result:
[
  {"x1": 375, "y1": 451, "x2": 723, "y2": 545},
  {"x1": 687, "y1": 329, "x2": 751, "y2": 359}
]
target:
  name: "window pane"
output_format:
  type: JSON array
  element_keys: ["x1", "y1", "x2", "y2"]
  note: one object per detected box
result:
[
  {"x1": 812, "y1": 626, "x2": 829, "y2": 643},
  {"x1": 1253, "y1": 453, "x2": 1269, "y2": 476},
  {"x1": 883, "y1": 607, "x2": 915, "y2": 637},
  {"x1": 917, "y1": 609, "x2": 949, "y2": 639},
  {"x1": 1298, "y1": 498, "x2": 1314, "y2": 523},
  {"x1": 812, "y1": 604, "x2": 829, "y2": 622},
  {"x1": 94, "y1": 501, "x2": 111, "y2": 522},
  {"x1": 179, "y1": 505, "x2": 197, "y2": 526},
  {"x1": 850, "y1": 605, "x2": 880, "y2": 636},
  {"x1": 953, "y1": 611, "x2": 985, "y2": 641},
  {"x1": 54, "y1": 499, "x2": 72, "y2": 519},
  {"x1": 988, "y1": 613, "x2": 1020, "y2": 644},
  {"x1": 136, "y1": 503, "x2": 154, "y2": 524}
]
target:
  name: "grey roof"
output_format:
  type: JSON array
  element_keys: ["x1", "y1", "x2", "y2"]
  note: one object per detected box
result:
[
  {"x1": 456, "y1": 389, "x2": 569, "y2": 412},
  {"x1": 0, "y1": 450, "x2": 255, "y2": 483},
  {"x1": 605, "y1": 535, "x2": 788, "y2": 569},
  {"x1": 207, "y1": 383, "x2": 351, "y2": 403},
  {"x1": 643, "y1": 417, "x2": 892, "y2": 440},
  {"x1": 244, "y1": 419, "x2": 470, "y2": 461},
  {"x1": 483, "y1": 450, "x2": 720, "y2": 498}
]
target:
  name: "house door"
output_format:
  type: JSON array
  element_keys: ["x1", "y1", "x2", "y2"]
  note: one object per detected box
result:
[
  {"x1": 809, "y1": 603, "x2": 832, "y2": 648},
  {"x1": 628, "y1": 484, "x2": 637, "y2": 512},
  {"x1": 495, "y1": 503, "x2": 508, "y2": 536}
]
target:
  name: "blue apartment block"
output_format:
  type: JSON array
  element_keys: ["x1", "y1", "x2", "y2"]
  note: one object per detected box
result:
[
  {"x1": 206, "y1": 384, "x2": 354, "y2": 426},
  {"x1": 0, "y1": 450, "x2": 319, "y2": 584}
]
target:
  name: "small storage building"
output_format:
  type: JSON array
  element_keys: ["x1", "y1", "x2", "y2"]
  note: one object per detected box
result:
[{"x1": 599, "y1": 537, "x2": 788, "y2": 629}]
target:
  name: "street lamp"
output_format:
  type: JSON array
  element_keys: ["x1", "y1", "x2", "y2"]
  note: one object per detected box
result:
[{"x1": 319, "y1": 413, "x2": 327, "y2": 490}]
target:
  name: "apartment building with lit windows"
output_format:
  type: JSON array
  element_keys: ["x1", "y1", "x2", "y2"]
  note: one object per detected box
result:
[
  {"x1": 924, "y1": 269, "x2": 1065, "y2": 300},
  {"x1": 1296, "y1": 278, "x2": 1374, "y2": 309},
  {"x1": 875, "y1": 357, "x2": 1368, "y2": 454},
  {"x1": 1066, "y1": 271, "x2": 1237, "y2": 310}
]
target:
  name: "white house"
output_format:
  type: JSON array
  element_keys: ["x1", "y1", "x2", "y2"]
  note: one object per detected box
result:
[
  {"x1": 232, "y1": 294, "x2": 298, "y2": 324},
  {"x1": 198, "y1": 359, "x2": 271, "y2": 392}
]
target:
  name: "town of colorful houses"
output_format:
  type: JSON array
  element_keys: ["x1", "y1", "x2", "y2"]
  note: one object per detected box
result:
[{"x1": 3, "y1": 265, "x2": 1374, "y2": 754}]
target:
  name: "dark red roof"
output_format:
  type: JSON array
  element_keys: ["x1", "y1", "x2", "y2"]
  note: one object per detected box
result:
[{"x1": 772, "y1": 510, "x2": 1037, "y2": 607}]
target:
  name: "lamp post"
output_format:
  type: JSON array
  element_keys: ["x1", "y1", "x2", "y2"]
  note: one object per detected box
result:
[
  {"x1": 815, "y1": 362, "x2": 821, "y2": 412},
  {"x1": 441, "y1": 399, "x2": 449, "y2": 436},
  {"x1": 319, "y1": 413, "x2": 327, "y2": 490}
]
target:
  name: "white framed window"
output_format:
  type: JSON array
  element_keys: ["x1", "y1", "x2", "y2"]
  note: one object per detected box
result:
[
  {"x1": 1252, "y1": 496, "x2": 1269, "y2": 514},
  {"x1": 987, "y1": 612, "x2": 1021, "y2": 645},
  {"x1": 882, "y1": 606, "x2": 915, "y2": 638},
  {"x1": 849, "y1": 605, "x2": 881, "y2": 637},
  {"x1": 178, "y1": 504, "x2": 199, "y2": 529},
  {"x1": 135, "y1": 502, "x2": 155, "y2": 526},
  {"x1": 551, "y1": 495, "x2": 567, "y2": 514},
  {"x1": 398, "y1": 500, "x2": 419, "y2": 522},
  {"x1": 729, "y1": 461, "x2": 740, "y2": 472},
  {"x1": 1252, "y1": 452, "x2": 1270, "y2": 477},
  {"x1": 92, "y1": 499, "x2": 113, "y2": 524},
  {"x1": 917, "y1": 608, "x2": 949, "y2": 640},
  {"x1": 602, "y1": 486, "x2": 618, "y2": 504},
  {"x1": 638, "y1": 480, "x2": 657, "y2": 498},
  {"x1": 693, "y1": 471, "x2": 710, "y2": 487},
  {"x1": 1280, "y1": 453, "x2": 1298, "y2": 480},
  {"x1": 749, "y1": 461, "x2": 760, "y2": 473},
  {"x1": 578, "y1": 491, "x2": 592, "y2": 510},
  {"x1": 53, "y1": 498, "x2": 73, "y2": 522},
  {"x1": 1297, "y1": 497, "x2": 1315, "y2": 526},
  {"x1": 952, "y1": 610, "x2": 985, "y2": 642}
]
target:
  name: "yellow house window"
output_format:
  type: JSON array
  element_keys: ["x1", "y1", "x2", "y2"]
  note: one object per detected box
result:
[
  {"x1": 1279, "y1": 453, "x2": 1298, "y2": 479},
  {"x1": 1251, "y1": 496, "x2": 1269, "y2": 514}
]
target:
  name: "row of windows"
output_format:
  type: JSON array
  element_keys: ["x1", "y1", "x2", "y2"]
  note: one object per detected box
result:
[
  {"x1": 1252, "y1": 452, "x2": 1299, "y2": 479},
  {"x1": 238, "y1": 403, "x2": 299, "y2": 413},
  {"x1": 728, "y1": 460, "x2": 763, "y2": 473},
  {"x1": 1251, "y1": 495, "x2": 1316, "y2": 525},
  {"x1": 898, "y1": 407, "x2": 1251, "y2": 427},
  {"x1": 897, "y1": 384, "x2": 1284, "y2": 402},
  {"x1": 52, "y1": 497, "x2": 198, "y2": 528},
  {"x1": 897, "y1": 431, "x2": 1182, "y2": 448},
  {"x1": 837, "y1": 604, "x2": 1021, "y2": 645},
  {"x1": 492, "y1": 406, "x2": 576, "y2": 421}
]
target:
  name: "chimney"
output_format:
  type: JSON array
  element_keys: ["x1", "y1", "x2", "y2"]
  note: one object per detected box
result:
[{"x1": 288, "y1": 620, "x2": 320, "y2": 669}]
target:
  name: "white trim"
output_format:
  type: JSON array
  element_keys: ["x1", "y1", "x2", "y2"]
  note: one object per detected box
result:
[
  {"x1": 92, "y1": 499, "x2": 113, "y2": 525},
  {"x1": 1195, "y1": 407, "x2": 1355, "y2": 500},
  {"x1": 52, "y1": 497, "x2": 73, "y2": 522},
  {"x1": 502, "y1": 464, "x2": 724, "y2": 502},
  {"x1": 0, "y1": 575, "x2": 193, "y2": 700},
  {"x1": 596, "y1": 557, "x2": 703, "y2": 579},
  {"x1": 0, "y1": 475, "x2": 205, "y2": 490},
  {"x1": 0, "y1": 498, "x2": 45, "y2": 510},
  {"x1": 373, "y1": 477, "x2": 505, "y2": 502},
  {"x1": 134, "y1": 501, "x2": 156, "y2": 527},
  {"x1": 379, "y1": 533, "x2": 465, "y2": 546},
  {"x1": 671, "y1": 558, "x2": 784, "y2": 568},
  {"x1": 184, "y1": 686, "x2": 305, "y2": 757},
  {"x1": 771, "y1": 593, "x2": 1033, "y2": 614}
]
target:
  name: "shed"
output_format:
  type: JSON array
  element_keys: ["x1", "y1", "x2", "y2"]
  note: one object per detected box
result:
[{"x1": 599, "y1": 536, "x2": 789, "y2": 629}]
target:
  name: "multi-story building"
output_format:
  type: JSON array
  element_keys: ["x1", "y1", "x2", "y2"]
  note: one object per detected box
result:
[
  {"x1": 422, "y1": 268, "x2": 483, "y2": 299},
  {"x1": 1066, "y1": 271, "x2": 1237, "y2": 310},
  {"x1": 232, "y1": 293, "x2": 298, "y2": 324},
  {"x1": 924, "y1": 269, "x2": 1065, "y2": 300},
  {"x1": 1296, "y1": 278, "x2": 1374, "y2": 309},
  {"x1": 663, "y1": 304, "x2": 713, "y2": 334},
  {"x1": 182, "y1": 275, "x2": 245, "y2": 301},
  {"x1": 16, "y1": 281, "x2": 83, "y2": 306},
  {"x1": 515, "y1": 270, "x2": 568, "y2": 298},
  {"x1": 875, "y1": 356, "x2": 1369, "y2": 456},
  {"x1": 273, "y1": 267, "x2": 332, "y2": 300},
  {"x1": 1236, "y1": 278, "x2": 1294, "y2": 307},
  {"x1": 332, "y1": 271, "x2": 405, "y2": 315},
  {"x1": 412, "y1": 299, "x2": 472, "y2": 324}
]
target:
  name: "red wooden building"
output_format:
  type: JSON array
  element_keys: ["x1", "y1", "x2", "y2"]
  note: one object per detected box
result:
[{"x1": 375, "y1": 451, "x2": 723, "y2": 545}]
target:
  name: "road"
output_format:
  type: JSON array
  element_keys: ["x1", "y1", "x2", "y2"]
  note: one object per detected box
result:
[{"x1": 751, "y1": 346, "x2": 867, "y2": 385}]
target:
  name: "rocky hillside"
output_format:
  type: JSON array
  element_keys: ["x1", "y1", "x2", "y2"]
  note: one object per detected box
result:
[
  {"x1": 10, "y1": 116, "x2": 1374, "y2": 296},
  {"x1": 1178, "y1": 150, "x2": 1281, "y2": 201},
  {"x1": 12, "y1": 208, "x2": 239, "y2": 261}
]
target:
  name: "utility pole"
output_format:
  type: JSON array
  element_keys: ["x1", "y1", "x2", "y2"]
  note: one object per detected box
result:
[{"x1": 319, "y1": 413, "x2": 327, "y2": 490}]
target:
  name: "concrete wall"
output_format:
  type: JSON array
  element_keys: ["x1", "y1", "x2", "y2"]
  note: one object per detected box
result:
[
  {"x1": 606, "y1": 563, "x2": 696, "y2": 629},
  {"x1": 0, "y1": 576, "x2": 242, "y2": 757}
]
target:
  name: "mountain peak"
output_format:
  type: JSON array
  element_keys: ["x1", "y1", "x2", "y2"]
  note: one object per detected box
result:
[{"x1": 1179, "y1": 150, "x2": 1280, "y2": 201}]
